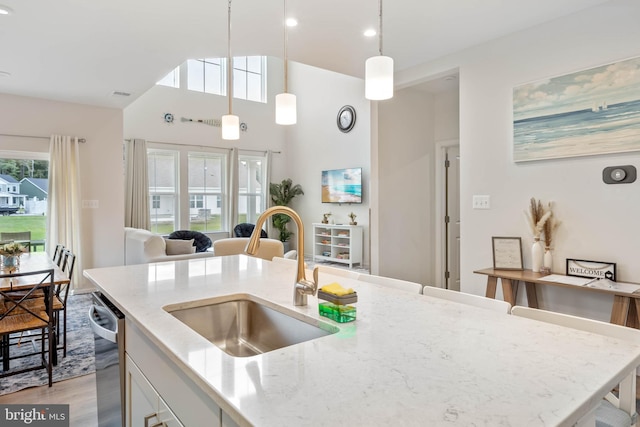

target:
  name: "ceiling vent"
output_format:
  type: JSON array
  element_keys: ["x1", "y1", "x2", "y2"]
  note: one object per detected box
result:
[{"x1": 112, "y1": 91, "x2": 131, "y2": 97}]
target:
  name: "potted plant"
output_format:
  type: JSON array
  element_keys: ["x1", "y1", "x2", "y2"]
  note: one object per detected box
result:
[{"x1": 269, "y1": 179, "x2": 304, "y2": 248}]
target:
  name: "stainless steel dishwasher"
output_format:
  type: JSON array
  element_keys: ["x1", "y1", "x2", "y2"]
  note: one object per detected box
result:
[{"x1": 89, "y1": 291, "x2": 125, "y2": 427}]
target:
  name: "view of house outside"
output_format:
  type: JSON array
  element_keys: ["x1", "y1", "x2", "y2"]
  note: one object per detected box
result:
[
  {"x1": 0, "y1": 159, "x2": 49, "y2": 245},
  {"x1": 147, "y1": 149, "x2": 266, "y2": 235}
]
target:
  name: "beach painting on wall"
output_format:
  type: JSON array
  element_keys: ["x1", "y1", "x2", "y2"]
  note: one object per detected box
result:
[{"x1": 513, "y1": 56, "x2": 640, "y2": 162}]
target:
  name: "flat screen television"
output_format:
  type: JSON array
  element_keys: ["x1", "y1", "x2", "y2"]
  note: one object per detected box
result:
[{"x1": 321, "y1": 167, "x2": 362, "y2": 204}]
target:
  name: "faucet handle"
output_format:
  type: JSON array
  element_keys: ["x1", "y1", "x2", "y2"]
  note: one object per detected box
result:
[{"x1": 313, "y1": 266, "x2": 319, "y2": 288}]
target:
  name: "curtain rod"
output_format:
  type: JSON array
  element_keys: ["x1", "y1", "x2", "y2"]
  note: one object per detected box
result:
[
  {"x1": 127, "y1": 139, "x2": 280, "y2": 154},
  {"x1": 0, "y1": 133, "x2": 86, "y2": 143}
]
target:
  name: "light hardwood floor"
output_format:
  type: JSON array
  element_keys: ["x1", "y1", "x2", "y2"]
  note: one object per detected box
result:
[{"x1": 0, "y1": 373, "x2": 98, "y2": 426}]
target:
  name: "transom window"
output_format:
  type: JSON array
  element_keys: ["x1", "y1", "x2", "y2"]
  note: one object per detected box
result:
[
  {"x1": 187, "y1": 58, "x2": 224, "y2": 95},
  {"x1": 156, "y1": 56, "x2": 266, "y2": 103}
]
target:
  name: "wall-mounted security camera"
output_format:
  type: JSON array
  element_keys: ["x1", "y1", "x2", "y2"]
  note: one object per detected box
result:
[{"x1": 602, "y1": 165, "x2": 636, "y2": 184}]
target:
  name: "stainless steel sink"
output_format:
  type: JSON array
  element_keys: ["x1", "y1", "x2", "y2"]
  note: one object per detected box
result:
[{"x1": 165, "y1": 296, "x2": 338, "y2": 357}]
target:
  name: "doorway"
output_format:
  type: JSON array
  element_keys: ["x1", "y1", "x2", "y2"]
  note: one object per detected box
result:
[{"x1": 435, "y1": 141, "x2": 460, "y2": 290}]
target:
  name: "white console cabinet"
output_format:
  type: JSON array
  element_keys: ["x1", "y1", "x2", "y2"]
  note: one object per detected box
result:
[{"x1": 313, "y1": 223, "x2": 363, "y2": 268}]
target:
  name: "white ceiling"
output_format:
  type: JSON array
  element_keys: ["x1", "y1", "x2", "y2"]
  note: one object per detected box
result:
[{"x1": 0, "y1": 0, "x2": 610, "y2": 108}]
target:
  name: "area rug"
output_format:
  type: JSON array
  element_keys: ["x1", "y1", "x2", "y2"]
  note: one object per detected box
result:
[{"x1": 0, "y1": 293, "x2": 95, "y2": 395}]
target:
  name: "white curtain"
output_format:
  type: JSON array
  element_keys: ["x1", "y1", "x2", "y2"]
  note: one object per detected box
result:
[
  {"x1": 227, "y1": 147, "x2": 239, "y2": 235},
  {"x1": 46, "y1": 135, "x2": 83, "y2": 290},
  {"x1": 264, "y1": 150, "x2": 274, "y2": 238},
  {"x1": 124, "y1": 139, "x2": 150, "y2": 229}
]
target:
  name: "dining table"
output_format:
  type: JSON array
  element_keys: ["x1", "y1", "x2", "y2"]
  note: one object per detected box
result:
[{"x1": 0, "y1": 252, "x2": 70, "y2": 368}]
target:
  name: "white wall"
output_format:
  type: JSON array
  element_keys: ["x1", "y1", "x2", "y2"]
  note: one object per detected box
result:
[
  {"x1": 0, "y1": 93, "x2": 124, "y2": 290},
  {"x1": 287, "y1": 62, "x2": 371, "y2": 265},
  {"x1": 125, "y1": 57, "x2": 288, "y2": 173},
  {"x1": 377, "y1": 89, "x2": 435, "y2": 284},
  {"x1": 397, "y1": 0, "x2": 640, "y2": 321}
]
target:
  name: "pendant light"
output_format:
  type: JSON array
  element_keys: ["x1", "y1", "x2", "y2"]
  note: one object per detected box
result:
[
  {"x1": 365, "y1": 0, "x2": 393, "y2": 100},
  {"x1": 222, "y1": 0, "x2": 240, "y2": 140},
  {"x1": 275, "y1": 0, "x2": 297, "y2": 125}
]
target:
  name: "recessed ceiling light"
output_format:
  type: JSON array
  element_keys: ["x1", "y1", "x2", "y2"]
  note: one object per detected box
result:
[
  {"x1": 364, "y1": 29, "x2": 376, "y2": 37},
  {"x1": 286, "y1": 18, "x2": 298, "y2": 27},
  {"x1": 0, "y1": 71, "x2": 11, "y2": 78},
  {"x1": 0, "y1": 5, "x2": 13, "y2": 15}
]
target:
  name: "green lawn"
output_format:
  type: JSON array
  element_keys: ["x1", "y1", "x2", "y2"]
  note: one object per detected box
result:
[
  {"x1": 0, "y1": 215, "x2": 47, "y2": 251},
  {"x1": 0, "y1": 215, "x2": 47, "y2": 240}
]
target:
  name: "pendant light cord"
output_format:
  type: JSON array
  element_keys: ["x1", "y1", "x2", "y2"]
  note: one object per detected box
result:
[
  {"x1": 378, "y1": 0, "x2": 383, "y2": 56},
  {"x1": 227, "y1": 0, "x2": 233, "y2": 115},
  {"x1": 283, "y1": 0, "x2": 288, "y2": 94}
]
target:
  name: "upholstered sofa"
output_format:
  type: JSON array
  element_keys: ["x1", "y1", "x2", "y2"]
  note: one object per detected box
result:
[{"x1": 124, "y1": 227, "x2": 214, "y2": 265}]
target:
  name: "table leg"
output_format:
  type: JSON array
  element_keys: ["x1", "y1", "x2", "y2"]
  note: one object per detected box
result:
[
  {"x1": 485, "y1": 276, "x2": 497, "y2": 299},
  {"x1": 524, "y1": 282, "x2": 539, "y2": 309},
  {"x1": 624, "y1": 299, "x2": 640, "y2": 329},
  {"x1": 610, "y1": 295, "x2": 631, "y2": 326},
  {"x1": 501, "y1": 278, "x2": 517, "y2": 307}
]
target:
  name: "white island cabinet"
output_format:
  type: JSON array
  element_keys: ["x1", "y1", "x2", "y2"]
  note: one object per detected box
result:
[
  {"x1": 83, "y1": 255, "x2": 640, "y2": 426},
  {"x1": 125, "y1": 319, "x2": 237, "y2": 427}
]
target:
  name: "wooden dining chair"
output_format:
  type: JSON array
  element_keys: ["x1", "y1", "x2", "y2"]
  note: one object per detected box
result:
[
  {"x1": 511, "y1": 306, "x2": 639, "y2": 427},
  {"x1": 421, "y1": 285, "x2": 512, "y2": 313},
  {"x1": 0, "y1": 268, "x2": 55, "y2": 387},
  {"x1": 53, "y1": 249, "x2": 75, "y2": 358}
]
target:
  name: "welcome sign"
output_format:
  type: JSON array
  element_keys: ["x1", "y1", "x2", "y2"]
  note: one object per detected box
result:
[{"x1": 566, "y1": 258, "x2": 616, "y2": 281}]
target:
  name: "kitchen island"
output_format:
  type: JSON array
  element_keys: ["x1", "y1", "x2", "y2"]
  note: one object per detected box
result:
[{"x1": 84, "y1": 255, "x2": 640, "y2": 426}]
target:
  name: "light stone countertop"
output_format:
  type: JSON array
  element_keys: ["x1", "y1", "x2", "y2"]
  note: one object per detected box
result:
[{"x1": 84, "y1": 255, "x2": 640, "y2": 426}]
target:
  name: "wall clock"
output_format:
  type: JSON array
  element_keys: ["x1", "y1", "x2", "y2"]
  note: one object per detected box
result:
[{"x1": 337, "y1": 105, "x2": 356, "y2": 133}]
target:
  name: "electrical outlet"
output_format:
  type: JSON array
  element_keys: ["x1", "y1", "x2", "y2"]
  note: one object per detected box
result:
[
  {"x1": 472, "y1": 195, "x2": 490, "y2": 209},
  {"x1": 82, "y1": 200, "x2": 99, "y2": 209}
]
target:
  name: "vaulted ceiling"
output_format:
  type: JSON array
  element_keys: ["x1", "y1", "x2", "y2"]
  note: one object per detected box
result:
[{"x1": 0, "y1": 0, "x2": 609, "y2": 108}]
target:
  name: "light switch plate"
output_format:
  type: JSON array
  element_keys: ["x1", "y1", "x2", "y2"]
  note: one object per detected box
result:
[
  {"x1": 472, "y1": 195, "x2": 490, "y2": 209},
  {"x1": 82, "y1": 200, "x2": 99, "y2": 209}
]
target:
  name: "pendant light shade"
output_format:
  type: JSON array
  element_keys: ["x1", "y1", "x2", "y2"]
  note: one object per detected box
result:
[
  {"x1": 365, "y1": 55, "x2": 394, "y2": 100},
  {"x1": 222, "y1": 0, "x2": 240, "y2": 140},
  {"x1": 221, "y1": 114, "x2": 240, "y2": 140},
  {"x1": 275, "y1": 0, "x2": 297, "y2": 125},
  {"x1": 276, "y1": 93, "x2": 297, "y2": 125},
  {"x1": 365, "y1": 0, "x2": 393, "y2": 100}
]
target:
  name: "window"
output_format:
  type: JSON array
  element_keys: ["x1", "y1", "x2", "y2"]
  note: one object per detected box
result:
[
  {"x1": 237, "y1": 154, "x2": 266, "y2": 225},
  {"x1": 156, "y1": 66, "x2": 180, "y2": 88},
  {"x1": 148, "y1": 149, "x2": 178, "y2": 234},
  {"x1": 157, "y1": 57, "x2": 267, "y2": 103},
  {"x1": 188, "y1": 153, "x2": 224, "y2": 232},
  {"x1": 0, "y1": 156, "x2": 49, "y2": 251},
  {"x1": 147, "y1": 145, "x2": 227, "y2": 234},
  {"x1": 233, "y1": 56, "x2": 266, "y2": 103},
  {"x1": 189, "y1": 195, "x2": 204, "y2": 209},
  {"x1": 187, "y1": 58, "x2": 225, "y2": 95}
]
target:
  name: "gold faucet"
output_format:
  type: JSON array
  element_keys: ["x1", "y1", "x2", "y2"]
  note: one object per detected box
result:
[{"x1": 246, "y1": 206, "x2": 318, "y2": 306}]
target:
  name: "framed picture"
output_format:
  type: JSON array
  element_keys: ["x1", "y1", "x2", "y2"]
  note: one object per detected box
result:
[
  {"x1": 513, "y1": 55, "x2": 640, "y2": 162},
  {"x1": 492, "y1": 237, "x2": 523, "y2": 270},
  {"x1": 566, "y1": 258, "x2": 616, "y2": 281}
]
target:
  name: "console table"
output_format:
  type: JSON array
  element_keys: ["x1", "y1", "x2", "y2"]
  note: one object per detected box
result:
[{"x1": 474, "y1": 268, "x2": 640, "y2": 328}]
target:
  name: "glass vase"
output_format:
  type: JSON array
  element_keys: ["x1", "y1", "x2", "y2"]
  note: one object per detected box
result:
[{"x1": 2, "y1": 255, "x2": 18, "y2": 269}]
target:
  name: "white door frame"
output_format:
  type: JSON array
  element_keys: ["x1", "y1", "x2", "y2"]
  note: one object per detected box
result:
[{"x1": 434, "y1": 139, "x2": 459, "y2": 289}]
